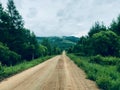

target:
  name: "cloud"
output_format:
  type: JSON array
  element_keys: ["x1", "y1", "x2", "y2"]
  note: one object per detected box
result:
[
  {"x1": 1, "y1": 0, "x2": 120, "y2": 37},
  {"x1": 27, "y1": 8, "x2": 38, "y2": 18}
]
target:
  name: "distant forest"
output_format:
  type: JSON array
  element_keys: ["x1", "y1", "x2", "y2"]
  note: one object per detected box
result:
[{"x1": 37, "y1": 36, "x2": 79, "y2": 51}]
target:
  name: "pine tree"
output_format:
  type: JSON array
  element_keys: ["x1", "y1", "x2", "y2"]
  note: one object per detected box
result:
[
  {"x1": 0, "y1": 3, "x2": 11, "y2": 44},
  {"x1": 7, "y1": 0, "x2": 24, "y2": 30}
]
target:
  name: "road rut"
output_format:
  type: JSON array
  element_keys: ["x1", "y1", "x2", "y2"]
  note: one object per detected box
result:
[{"x1": 0, "y1": 53, "x2": 99, "y2": 90}]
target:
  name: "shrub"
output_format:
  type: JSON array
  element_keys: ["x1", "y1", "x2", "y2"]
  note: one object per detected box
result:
[
  {"x1": 117, "y1": 64, "x2": 120, "y2": 72},
  {"x1": 68, "y1": 54, "x2": 120, "y2": 90},
  {"x1": 89, "y1": 55, "x2": 103, "y2": 64},
  {"x1": 90, "y1": 55, "x2": 120, "y2": 65},
  {"x1": 96, "y1": 75, "x2": 111, "y2": 90},
  {"x1": 0, "y1": 43, "x2": 21, "y2": 66},
  {"x1": 0, "y1": 55, "x2": 53, "y2": 81},
  {"x1": 111, "y1": 79, "x2": 120, "y2": 90},
  {"x1": 0, "y1": 62, "x2": 4, "y2": 79}
]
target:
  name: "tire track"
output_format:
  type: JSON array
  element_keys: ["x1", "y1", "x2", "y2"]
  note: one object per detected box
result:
[{"x1": 0, "y1": 53, "x2": 99, "y2": 90}]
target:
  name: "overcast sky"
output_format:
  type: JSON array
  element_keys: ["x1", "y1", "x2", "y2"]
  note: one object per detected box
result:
[{"x1": 1, "y1": 0, "x2": 120, "y2": 37}]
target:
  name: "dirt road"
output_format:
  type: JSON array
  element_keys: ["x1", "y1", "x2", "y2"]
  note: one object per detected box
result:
[{"x1": 0, "y1": 52, "x2": 99, "y2": 90}]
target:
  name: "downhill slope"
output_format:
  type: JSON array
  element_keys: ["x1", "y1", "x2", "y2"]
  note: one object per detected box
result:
[{"x1": 0, "y1": 52, "x2": 99, "y2": 90}]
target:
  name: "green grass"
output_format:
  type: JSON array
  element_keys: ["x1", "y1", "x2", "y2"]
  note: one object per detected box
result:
[
  {"x1": 0, "y1": 55, "x2": 53, "y2": 81},
  {"x1": 68, "y1": 54, "x2": 120, "y2": 90},
  {"x1": 89, "y1": 55, "x2": 120, "y2": 65}
]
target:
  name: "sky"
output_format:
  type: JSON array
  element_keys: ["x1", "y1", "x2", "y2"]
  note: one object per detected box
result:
[{"x1": 0, "y1": 0, "x2": 120, "y2": 37}]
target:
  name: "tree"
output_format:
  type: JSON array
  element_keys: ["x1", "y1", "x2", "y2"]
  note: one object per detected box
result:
[
  {"x1": 41, "y1": 38, "x2": 52, "y2": 55},
  {"x1": 7, "y1": 0, "x2": 24, "y2": 30},
  {"x1": 110, "y1": 15, "x2": 120, "y2": 35},
  {"x1": 88, "y1": 22, "x2": 106, "y2": 37},
  {"x1": 0, "y1": 3, "x2": 11, "y2": 44},
  {"x1": 0, "y1": 1, "x2": 40, "y2": 61},
  {"x1": 29, "y1": 32, "x2": 40, "y2": 59},
  {"x1": 91, "y1": 31, "x2": 120, "y2": 56},
  {"x1": 73, "y1": 36, "x2": 93, "y2": 56},
  {"x1": 73, "y1": 36, "x2": 87, "y2": 53},
  {"x1": 39, "y1": 44, "x2": 47, "y2": 56},
  {"x1": 52, "y1": 46, "x2": 61, "y2": 55},
  {"x1": 0, "y1": 0, "x2": 41, "y2": 65},
  {"x1": 0, "y1": 42, "x2": 21, "y2": 66}
]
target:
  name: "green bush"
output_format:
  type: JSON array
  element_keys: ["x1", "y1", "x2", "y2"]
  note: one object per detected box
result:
[
  {"x1": 96, "y1": 75, "x2": 111, "y2": 90},
  {"x1": 0, "y1": 43, "x2": 21, "y2": 66},
  {"x1": 68, "y1": 54, "x2": 120, "y2": 90},
  {"x1": 9, "y1": 51, "x2": 21, "y2": 65},
  {"x1": 0, "y1": 63, "x2": 4, "y2": 75},
  {"x1": 0, "y1": 55, "x2": 53, "y2": 81},
  {"x1": 90, "y1": 55, "x2": 120, "y2": 65},
  {"x1": 117, "y1": 64, "x2": 120, "y2": 72},
  {"x1": 89, "y1": 55, "x2": 103, "y2": 64},
  {"x1": 111, "y1": 79, "x2": 120, "y2": 90}
]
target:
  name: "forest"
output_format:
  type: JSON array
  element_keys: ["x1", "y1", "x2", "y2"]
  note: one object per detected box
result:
[
  {"x1": 37, "y1": 36, "x2": 79, "y2": 51},
  {"x1": 0, "y1": 0, "x2": 120, "y2": 89},
  {"x1": 69, "y1": 19, "x2": 120, "y2": 57},
  {"x1": 0, "y1": 0, "x2": 61, "y2": 67}
]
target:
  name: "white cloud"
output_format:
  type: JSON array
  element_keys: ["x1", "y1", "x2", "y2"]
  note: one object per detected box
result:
[{"x1": 0, "y1": 0, "x2": 120, "y2": 37}]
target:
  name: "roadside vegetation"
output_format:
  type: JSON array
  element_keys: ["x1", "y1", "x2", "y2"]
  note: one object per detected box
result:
[
  {"x1": 0, "y1": 0, "x2": 60, "y2": 66},
  {"x1": 68, "y1": 54, "x2": 120, "y2": 90},
  {"x1": 0, "y1": 55, "x2": 53, "y2": 81},
  {"x1": 68, "y1": 14, "x2": 120, "y2": 90},
  {"x1": 0, "y1": 0, "x2": 120, "y2": 89},
  {"x1": 0, "y1": 0, "x2": 60, "y2": 81}
]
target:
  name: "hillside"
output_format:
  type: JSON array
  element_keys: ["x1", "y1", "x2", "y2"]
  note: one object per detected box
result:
[{"x1": 37, "y1": 36, "x2": 79, "y2": 50}]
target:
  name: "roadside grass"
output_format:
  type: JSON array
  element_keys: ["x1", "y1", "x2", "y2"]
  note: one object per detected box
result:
[
  {"x1": 68, "y1": 54, "x2": 120, "y2": 90},
  {"x1": 0, "y1": 55, "x2": 54, "y2": 81},
  {"x1": 89, "y1": 55, "x2": 120, "y2": 65}
]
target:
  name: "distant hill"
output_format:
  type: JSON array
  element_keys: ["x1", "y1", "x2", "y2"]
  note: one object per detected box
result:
[{"x1": 36, "y1": 36, "x2": 79, "y2": 50}]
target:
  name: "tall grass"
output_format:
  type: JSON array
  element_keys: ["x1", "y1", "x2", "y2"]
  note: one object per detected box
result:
[
  {"x1": 89, "y1": 55, "x2": 120, "y2": 65},
  {"x1": 0, "y1": 56, "x2": 53, "y2": 81},
  {"x1": 68, "y1": 54, "x2": 120, "y2": 90}
]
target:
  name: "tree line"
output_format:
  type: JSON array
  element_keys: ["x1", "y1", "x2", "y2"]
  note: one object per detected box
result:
[
  {"x1": 0, "y1": 0, "x2": 60, "y2": 66},
  {"x1": 69, "y1": 15, "x2": 120, "y2": 57}
]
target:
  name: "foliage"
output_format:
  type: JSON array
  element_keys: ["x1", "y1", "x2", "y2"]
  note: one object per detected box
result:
[
  {"x1": 90, "y1": 55, "x2": 120, "y2": 65},
  {"x1": 71, "y1": 17, "x2": 120, "y2": 57},
  {"x1": 88, "y1": 22, "x2": 106, "y2": 37},
  {"x1": 0, "y1": 0, "x2": 41, "y2": 66},
  {"x1": 7, "y1": 0, "x2": 24, "y2": 29},
  {"x1": 72, "y1": 36, "x2": 92, "y2": 55},
  {"x1": 0, "y1": 55, "x2": 53, "y2": 81},
  {"x1": 37, "y1": 36, "x2": 79, "y2": 51},
  {"x1": 117, "y1": 64, "x2": 120, "y2": 72},
  {"x1": 41, "y1": 38, "x2": 52, "y2": 55},
  {"x1": 0, "y1": 42, "x2": 21, "y2": 66},
  {"x1": 39, "y1": 44, "x2": 48, "y2": 56},
  {"x1": 110, "y1": 15, "x2": 120, "y2": 35},
  {"x1": 68, "y1": 54, "x2": 120, "y2": 90},
  {"x1": 91, "y1": 31, "x2": 120, "y2": 56}
]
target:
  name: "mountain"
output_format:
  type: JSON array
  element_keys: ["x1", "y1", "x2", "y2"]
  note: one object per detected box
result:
[{"x1": 36, "y1": 36, "x2": 79, "y2": 50}]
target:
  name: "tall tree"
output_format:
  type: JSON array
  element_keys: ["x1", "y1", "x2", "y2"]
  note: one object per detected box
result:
[
  {"x1": 41, "y1": 38, "x2": 52, "y2": 55},
  {"x1": 91, "y1": 31, "x2": 120, "y2": 56},
  {"x1": 110, "y1": 15, "x2": 120, "y2": 35},
  {"x1": 7, "y1": 0, "x2": 24, "y2": 30},
  {"x1": 0, "y1": 3, "x2": 11, "y2": 44},
  {"x1": 0, "y1": 3, "x2": 3, "y2": 14},
  {"x1": 0, "y1": 1, "x2": 41, "y2": 65},
  {"x1": 88, "y1": 22, "x2": 106, "y2": 37}
]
